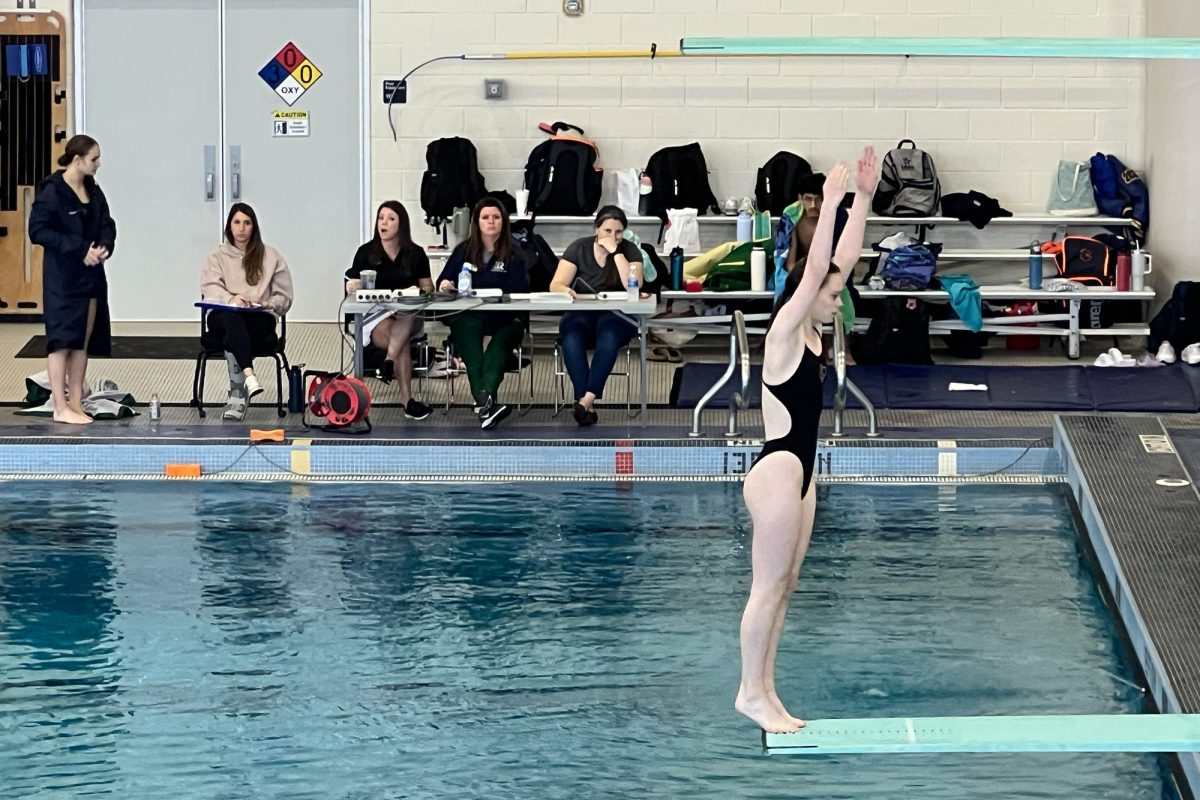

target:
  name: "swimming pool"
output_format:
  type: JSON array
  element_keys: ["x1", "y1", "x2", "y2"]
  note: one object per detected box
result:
[{"x1": 0, "y1": 481, "x2": 1177, "y2": 798}]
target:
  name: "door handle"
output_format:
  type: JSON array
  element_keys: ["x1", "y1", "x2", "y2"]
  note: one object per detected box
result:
[
  {"x1": 203, "y1": 145, "x2": 216, "y2": 201},
  {"x1": 229, "y1": 145, "x2": 242, "y2": 201}
]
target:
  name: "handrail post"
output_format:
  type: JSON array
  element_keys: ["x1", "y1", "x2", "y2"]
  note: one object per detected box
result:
[
  {"x1": 690, "y1": 311, "x2": 750, "y2": 438},
  {"x1": 831, "y1": 310, "x2": 880, "y2": 438}
]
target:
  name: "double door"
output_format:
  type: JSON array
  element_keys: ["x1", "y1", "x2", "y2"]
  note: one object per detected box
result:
[{"x1": 80, "y1": 0, "x2": 363, "y2": 321}]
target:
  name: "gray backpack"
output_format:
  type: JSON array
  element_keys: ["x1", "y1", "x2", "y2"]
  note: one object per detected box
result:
[{"x1": 873, "y1": 139, "x2": 941, "y2": 217}]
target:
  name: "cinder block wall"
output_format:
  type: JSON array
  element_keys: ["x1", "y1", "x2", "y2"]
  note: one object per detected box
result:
[{"x1": 371, "y1": 0, "x2": 1145, "y2": 247}]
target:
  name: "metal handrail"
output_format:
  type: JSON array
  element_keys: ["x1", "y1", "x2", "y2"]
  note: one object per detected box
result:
[
  {"x1": 689, "y1": 310, "x2": 750, "y2": 438},
  {"x1": 831, "y1": 310, "x2": 880, "y2": 437}
]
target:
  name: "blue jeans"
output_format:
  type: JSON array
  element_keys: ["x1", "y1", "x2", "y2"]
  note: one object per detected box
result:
[{"x1": 559, "y1": 310, "x2": 637, "y2": 401}]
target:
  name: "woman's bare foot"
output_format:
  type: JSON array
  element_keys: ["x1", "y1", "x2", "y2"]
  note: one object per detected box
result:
[
  {"x1": 736, "y1": 689, "x2": 805, "y2": 733},
  {"x1": 767, "y1": 690, "x2": 806, "y2": 727},
  {"x1": 53, "y1": 408, "x2": 93, "y2": 425}
]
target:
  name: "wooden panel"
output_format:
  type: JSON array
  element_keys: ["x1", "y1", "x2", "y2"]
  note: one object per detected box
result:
[{"x1": 0, "y1": 10, "x2": 67, "y2": 316}]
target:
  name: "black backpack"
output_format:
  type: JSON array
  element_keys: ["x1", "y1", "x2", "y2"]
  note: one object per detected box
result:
[
  {"x1": 642, "y1": 142, "x2": 722, "y2": 220},
  {"x1": 511, "y1": 220, "x2": 559, "y2": 293},
  {"x1": 420, "y1": 137, "x2": 486, "y2": 229},
  {"x1": 1150, "y1": 281, "x2": 1200, "y2": 351},
  {"x1": 523, "y1": 122, "x2": 602, "y2": 216},
  {"x1": 852, "y1": 297, "x2": 933, "y2": 365},
  {"x1": 755, "y1": 151, "x2": 811, "y2": 216}
]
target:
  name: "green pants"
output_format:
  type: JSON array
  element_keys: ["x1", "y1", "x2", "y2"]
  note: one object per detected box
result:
[{"x1": 445, "y1": 311, "x2": 528, "y2": 400}]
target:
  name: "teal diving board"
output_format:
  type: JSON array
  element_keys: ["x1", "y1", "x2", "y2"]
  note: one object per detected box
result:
[
  {"x1": 682, "y1": 37, "x2": 1200, "y2": 60},
  {"x1": 763, "y1": 714, "x2": 1200, "y2": 755}
]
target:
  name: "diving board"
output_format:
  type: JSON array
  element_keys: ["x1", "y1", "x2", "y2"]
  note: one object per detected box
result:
[
  {"x1": 682, "y1": 37, "x2": 1200, "y2": 60},
  {"x1": 763, "y1": 714, "x2": 1200, "y2": 755}
]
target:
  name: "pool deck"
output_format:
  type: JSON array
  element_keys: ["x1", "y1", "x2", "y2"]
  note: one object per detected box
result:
[{"x1": 1057, "y1": 415, "x2": 1200, "y2": 794}]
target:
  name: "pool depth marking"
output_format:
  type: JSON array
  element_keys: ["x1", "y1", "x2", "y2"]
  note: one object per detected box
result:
[{"x1": 763, "y1": 714, "x2": 1200, "y2": 754}]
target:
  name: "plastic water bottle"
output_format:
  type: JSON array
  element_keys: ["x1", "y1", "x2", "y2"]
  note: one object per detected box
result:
[
  {"x1": 627, "y1": 264, "x2": 639, "y2": 302},
  {"x1": 1028, "y1": 241, "x2": 1042, "y2": 290},
  {"x1": 670, "y1": 247, "x2": 684, "y2": 290},
  {"x1": 149, "y1": 393, "x2": 161, "y2": 421},
  {"x1": 457, "y1": 264, "x2": 473, "y2": 297},
  {"x1": 736, "y1": 210, "x2": 752, "y2": 243}
]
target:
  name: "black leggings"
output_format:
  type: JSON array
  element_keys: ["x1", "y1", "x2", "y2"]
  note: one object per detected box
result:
[{"x1": 207, "y1": 310, "x2": 278, "y2": 370}]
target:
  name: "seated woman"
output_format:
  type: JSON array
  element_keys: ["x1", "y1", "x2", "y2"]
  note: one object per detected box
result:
[
  {"x1": 201, "y1": 202, "x2": 294, "y2": 421},
  {"x1": 346, "y1": 200, "x2": 434, "y2": 420},
  {"x1": 435, "y1": 197, "x2": 529, "y2": 430},
  {"x1": 549, "y1": 205, "x2": 642, "y2": 426}
]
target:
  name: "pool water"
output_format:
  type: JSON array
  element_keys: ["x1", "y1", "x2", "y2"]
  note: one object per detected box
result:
[{"x1": 0, "y1": 482, "x2": 1177, "y2": 799}]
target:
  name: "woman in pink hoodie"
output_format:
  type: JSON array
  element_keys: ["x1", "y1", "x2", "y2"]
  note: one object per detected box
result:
[{"x1": 200, "y1": 203, "x2": 294, "y2": 420}]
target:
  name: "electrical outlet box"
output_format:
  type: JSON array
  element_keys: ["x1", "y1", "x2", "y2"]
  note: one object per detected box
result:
[
  {"x1": 484, "y1": 79, "x2": 505, "y2": 100},
  {"x1": 563, "y1": 0, "x2": 583, "y2": 16}
]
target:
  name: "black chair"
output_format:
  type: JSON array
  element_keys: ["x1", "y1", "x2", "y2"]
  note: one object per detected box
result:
[{"x1": 190, "y1": 308, "x2": 290, "y2": 418}]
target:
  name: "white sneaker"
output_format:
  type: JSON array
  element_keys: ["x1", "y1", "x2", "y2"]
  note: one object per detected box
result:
[
  {"x1": 1156, "y1": 342, "x2": 1177, "y2": 364},
  {"x1": 244, "y1": 373, "x2": 264, "y2": 400},
  {"x1": 1182, "y1": 344, "x2": 1200, "y2": 365}
]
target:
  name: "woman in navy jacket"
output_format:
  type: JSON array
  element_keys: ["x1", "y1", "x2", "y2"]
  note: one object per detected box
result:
[
  {"x1": 28, "y1": 135, "x2": 117, "y2": 425},
  {"x1": 435, "y1": 196, "x2": 529, "y2": 429}
]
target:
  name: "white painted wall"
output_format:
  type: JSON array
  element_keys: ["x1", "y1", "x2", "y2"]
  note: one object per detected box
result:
[
  {"x1": 1146, "y1": 0, "x2": 1200, "y2": 301},
  {"x1": 371, "y1": 0, "x2": 1147, "y2": 248}
]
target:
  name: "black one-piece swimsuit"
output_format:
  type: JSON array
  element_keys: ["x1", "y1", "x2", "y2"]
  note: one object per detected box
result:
[{"x1": 750, "y1": 343, "x2": 825, "y2": 498}]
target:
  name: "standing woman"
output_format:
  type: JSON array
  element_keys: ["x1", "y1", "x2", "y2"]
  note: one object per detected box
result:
[
  {"x1": 735, "y1": 148, "x2": 877, "y2": 733},
  {"x1": 201, "y1": 203, "x2": 294, "y2": 421},
  {"x1": 548, "y1": 205, "x2": 643, "y2": 426},
  {"x1": 28, "y1": 135, "x2": 117, "y2": 425},
  {"x1": 345, "y1": 201, "x2": 434, "y2": 420},
  {"x1": 435, "y1": 197, "x2": 529, "y2": 430}
]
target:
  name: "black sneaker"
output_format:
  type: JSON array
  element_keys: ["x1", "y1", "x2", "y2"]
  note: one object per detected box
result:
[
  {"x1": 473, "y1": 392, "x2": 491, "y2": 416},
  {"x1": 404, "y1": 398, "x2": 432, "y2": 420},
  {"x1": 378, "y1": 359, "x2": 395, "y2": 384},
  {"x1": 573, "y1": 402, "x2": 598, "y2": 427},
  {"x1": 480, "y1": 403, "x2": 511, "y2": 430}
]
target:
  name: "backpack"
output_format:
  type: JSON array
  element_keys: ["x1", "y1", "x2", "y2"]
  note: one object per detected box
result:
[
  {"x1": 522, "y1": 122, "x2": 602, "y2": 216},
  {"x1": 873, "y1": 139, "x2": 941, "y2": 217},
  {"x1": 1044, "y1": 236, "x2": 1113, "y2": 286},
  {"x1": 1149, "y1": 281, "x2": 1200, "y2": 351},
  {"x1": 642, "y1": 143, "x2": 722, "y2": 221},
  {"x1": 852, "y1": 297, "x2": 933, "y2": 365},
  {"x1": 755, "y1": 151, "x2": 811, "y2": 216},
  {"x1": 511, "y1": 220, "x2": 559, "y2": 293},
  {"x1": 880, "y1": 244, "x2": 939, "y2": 291},
  {"x1": 1089, "y1": 152, "x2": 1150, "y2": 244},
  {"x1": 420, "y1": 137, "x2": 486, "y2": 230}
]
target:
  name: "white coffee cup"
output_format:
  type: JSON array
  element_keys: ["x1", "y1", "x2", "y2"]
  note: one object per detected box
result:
[
  {"x1": 516, "y1": 189, "x2": 530, "y2": 217},
  {"x1": 360, "y1": 269, "x2": 377, "y2": 290}
]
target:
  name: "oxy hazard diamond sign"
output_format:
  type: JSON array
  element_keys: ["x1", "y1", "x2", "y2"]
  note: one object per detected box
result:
[{"x1": 258, "y1": 42, "x2": 322, "y2": 107}]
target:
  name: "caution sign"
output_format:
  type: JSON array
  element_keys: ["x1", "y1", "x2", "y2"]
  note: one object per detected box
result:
[
  {"x1": 258, "y1": 42, "x2": 322, "y2": 107},
  {"x1": 272, "y1": 110, "x2": 310, "y2": 138}
]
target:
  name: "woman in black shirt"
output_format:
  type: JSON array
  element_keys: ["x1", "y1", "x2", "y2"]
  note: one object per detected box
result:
[
  {"x1": 345, "y1": 201, "x2": 433, "y2": 420},
  {"x1": 549, "y1": 205, "x2": 642, "y2": 426},
  {"x1": 28, "y1": 134, "x2": 117, "y2": 425}
]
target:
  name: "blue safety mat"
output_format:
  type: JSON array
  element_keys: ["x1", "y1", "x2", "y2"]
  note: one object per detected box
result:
[
  {"x1": 987, "y1": 366, "x2": 1093, "y2": 411},
  {"x1": 670, "y1": 363, "x2": 1200, "y2": 412}
]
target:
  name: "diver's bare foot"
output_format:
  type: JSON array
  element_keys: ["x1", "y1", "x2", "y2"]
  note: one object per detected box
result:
[
  {"x1": 53, "y1": 409, "x2": 93, "y2": 425},
  {"x1": 736, "y1": 690, "x2": 805, "y2": 733},
  {"x1": 768, "y1": 690, "x2": 806, "y2": 728}
]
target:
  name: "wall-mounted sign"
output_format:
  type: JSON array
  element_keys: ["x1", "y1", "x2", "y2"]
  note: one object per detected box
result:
[
  {"x1": 272, "y1": 110, "x2": 310, "y2": 137},
  {"x1": 258, "y1": 41, "x2": 322, "y2": 107}
]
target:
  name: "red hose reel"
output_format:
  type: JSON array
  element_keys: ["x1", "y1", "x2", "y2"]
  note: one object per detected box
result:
[{"x1": 303, "y1": 371, "x2": 372, "y2": 431}]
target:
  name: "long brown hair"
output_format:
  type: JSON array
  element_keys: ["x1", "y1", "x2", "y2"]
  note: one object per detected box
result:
[
  {"x1": 593, "y1": 205, "x2": 628, "y2": 288},
  {"x1": 465, "y1": 197, "x2": 512, "y2": 268},
  {"x1": 368, "y1": 200, "x2": 414, "y2": 267},
  {"x1": 57, "y1": 134, "x2": 98, "y2": 168},
  {"x1": 224, "y1": 203, "x2": 266, "y2": 285}
]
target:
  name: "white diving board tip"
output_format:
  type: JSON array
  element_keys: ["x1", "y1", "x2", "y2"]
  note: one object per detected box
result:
[{"x1": 762, "y1": 714, "x2": 1200, "y2": 755}]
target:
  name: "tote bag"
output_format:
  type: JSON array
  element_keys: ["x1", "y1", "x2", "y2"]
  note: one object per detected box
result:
[{"x1": 1048, "y1": 160, "x2": 1098, "y2": 216}]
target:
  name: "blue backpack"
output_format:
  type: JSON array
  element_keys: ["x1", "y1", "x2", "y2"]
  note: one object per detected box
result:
[
  {"x1": 1089, "y1": 153, "x2": 1149, "y2": 244},
  {"x1": 880, "y1": 244, "x2": 939, "y2": 291}
]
